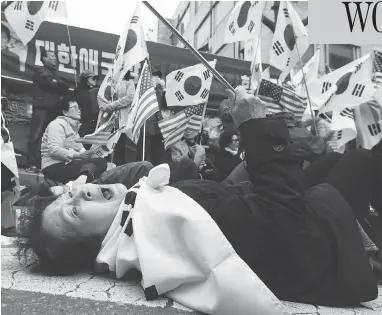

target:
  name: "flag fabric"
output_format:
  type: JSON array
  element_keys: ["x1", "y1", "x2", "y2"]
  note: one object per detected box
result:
[
  {"x1": 373, "y1": 83, "x2": 382, "y2": 107},
  {"x1": 165, "y1": 60, "x2": 217, "y2": 106},
  {"x1": 5, "y1": 1, "x2": 67, "y2": 45},
  {"x1": 111, "y1": 3, "x2": 148, "y2": 90},
  {"x1": 318, "y1": 54, "x2": 376, "y2": 114},
  {"x1": 330, "y1": 107, "x2": 357, "y2": 152},
  {"x1": 258, "y1": 79, "x2": 307, "y2": 121},
  {"x1": 250, "y1": 39, "x2": 262, "y2": 91},
  {"x1": 223, "y1": 1, "x2": 266, "y2": 44},
  {"x1": 355, "y1": 101, "x2": 382, "y2": 150},
  {"x1": 98, "y1": 2, "x2": 148, "y2": 102},
  {"x1": 292, "y1": 48, "x2": 320, "y2": 93},
  {"x1": 77, "y1": 111, "x2": 117, "y2": 146},
  {"x1": 126, "y1": 61, "x2": 159, "y2": 143},
  {"x1": 269, "y1": 1, "x2": 309, "y2": 82},
  {"x1": 372, "y1": 49, "x2": 382, "y2": 88},
  {"x1": 90, "y1": 128, "x2": 125, "y2": 158},
  {"x1": 158, "y1": 103, "x2": 205, "y2": 150},
  {"x1": 308, "y1": 53, "x2": 370, "y2": 110},
  {"x1": 1, "y1": 110, "x2": 20, "y2": 216}
]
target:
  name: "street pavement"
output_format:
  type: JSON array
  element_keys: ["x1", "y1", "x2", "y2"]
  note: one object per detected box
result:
[{"x1": 2, "y1": 236, "x2": 382, "y2": 315}]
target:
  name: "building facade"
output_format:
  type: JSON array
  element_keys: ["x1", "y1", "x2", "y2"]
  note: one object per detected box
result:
[{"x1": 162, "y1": 1, "x2": 381, "y2": 76}]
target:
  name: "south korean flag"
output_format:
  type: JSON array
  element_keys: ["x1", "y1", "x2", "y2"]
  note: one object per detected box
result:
[
  {"x1": 111, "y1": 3, "x2": 148, "y2": 90},
  {"x1": 5, "y1": 1, "x2": 67, "y2": 45},
  {"x1": 308, "y1": 54, "x2": 370, "y2": 109},
  {"x1": 330, "y1": 107, "x2": 357, "y2": 152},
  {"x1": 269, "y1": 1, "x2": 309, "y2": 82},
  {"x1": 165, "y1": 60, "x2": 217, "y2": 107},
  {"x1": 318, "y1": 54, "x2": 377, "y2": 114},
  {"x1": 355, "y1": 101, "x2": 382, "y2": 149},
  {"x1": 223, "y1": 1, "x2": 266, "y2": 44}
]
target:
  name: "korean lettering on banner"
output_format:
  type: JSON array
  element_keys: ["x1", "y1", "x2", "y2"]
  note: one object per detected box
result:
[
  {"x1": 57, "y1": 43, "x2": 77, "y2": 74},
  {"x1": 35, "y1": 40, "x2": 116, "y2": 79}
]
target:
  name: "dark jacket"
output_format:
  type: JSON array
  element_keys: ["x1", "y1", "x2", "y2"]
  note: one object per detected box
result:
[
  {"x1": 213, "y1": 147, "x2": 242, "y2": 181},
  {"x1": 73, "y1": 83, "x2": 99, "y2": 137},
  {"x1": 172, "y1": 118, "x2": 377, "y2": 306},
  {"x1": 33, "y1": 66, "x2": 69, "y2": 111},
  {"x1": 95, "y1": 118, "x2": 377, "y2": 306}
]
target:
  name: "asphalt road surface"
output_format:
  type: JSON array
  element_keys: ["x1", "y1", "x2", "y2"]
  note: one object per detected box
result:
[{"x1": 1, "y1": 289, "x2": 198, "y2": 315}]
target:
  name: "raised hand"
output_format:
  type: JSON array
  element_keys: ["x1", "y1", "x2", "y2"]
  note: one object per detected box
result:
[{"x1": 226, "y1": 86, "x2": 267, "y2": 127}]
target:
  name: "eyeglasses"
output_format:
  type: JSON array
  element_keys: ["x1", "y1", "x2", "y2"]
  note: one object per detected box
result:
[
  {"x1": 231, "y1": 138, "x2": 239, "y2": 142},
  {"x1": 69, "y1": 105, "x2": 81, "y2": 111}
]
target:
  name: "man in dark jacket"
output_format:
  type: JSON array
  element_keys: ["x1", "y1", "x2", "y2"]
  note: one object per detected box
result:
[{"x1": 27, "y1": 47, "x2": 69, "y2": 172}]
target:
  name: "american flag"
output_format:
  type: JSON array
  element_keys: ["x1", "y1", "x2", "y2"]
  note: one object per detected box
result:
[
  {"x1": 258, "y1": 79, "x2": 308, "y2": 121},
  {"x1": 372, "y1": 50, "x2": 382, "y2": 88},
  {"x1": 131, "y1": 61, "x2": 159, "y2": 140},
  {"x1": 158, "y1": 103, "x2": 205, "y2": 150},
  {"x1": 77, "y1": 112, "x2": 117, "y2": 145}
]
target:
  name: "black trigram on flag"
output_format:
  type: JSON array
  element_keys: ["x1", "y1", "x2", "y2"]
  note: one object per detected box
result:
[
  {"x1": 229, "y1": 22, "x2": 236, "y2": 36},
  {"x1": 174, "y1": 71, "x2": 184, "y2": 82},
  {"x1": 200, "y1": 89, "x2": 209, "y2": 99},
  {"x1": 322, "y1": 82, "x2": 332, "y2": 94},
  {"x1": 283, "y1": 8, "x2": 289, "y2": 18},
  {"x1": 337, "y1": 130, "x2": 343, "y2": 140},
  {"x1": 340, "y1": 108, "x2": 354, "y2": 119},
  {"x1": 25, "y1": 20, "x2": 34, "y2": 31},
  {"x1": 351, "y1": 84, "x2": 365, "y2": 97},
  {"x1": 354, "y1": 63, "x2": 362, "y2": 73},
  {"x1": 203, "y1": 70, "x2": 210, "y2": 80},
  {"x1": 368, "y1": 123, "x2": 381, "y2": 136},
  {"x1": 175, "y1": 90, "x2": 184, "y2": 101},
  {"x1": 248, "y1": 20, "x2": 255, "y2": 32},
  {"x1": 48, "y1": 1, "x2": 59, "y2": 11},
  {"x1": 273, "y1": 41, "x2": 284, "y2": 56},
  {"x1": 131, "y1": 16, "x2": 139, "y2": 24},
  {"x1": 115, "y1": 46, "x2": 121, "y2": 61},
  {"x1": 14, "y1": 1, "x2": 22, "y2": 10}
]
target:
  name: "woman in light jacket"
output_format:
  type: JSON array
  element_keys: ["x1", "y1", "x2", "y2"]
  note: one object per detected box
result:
[{"x1": 41, "y1": 97, "x2": 107, "y2": 183}]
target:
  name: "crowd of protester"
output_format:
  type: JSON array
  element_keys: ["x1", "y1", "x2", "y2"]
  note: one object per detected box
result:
[{"x1": 1, "y1": 49, "x2": 382, "y2": 312}]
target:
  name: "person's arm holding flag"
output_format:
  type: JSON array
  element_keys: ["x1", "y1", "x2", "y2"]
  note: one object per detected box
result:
[{"x1": 100, "y1": 80, "x2": 136, "y2": 113}]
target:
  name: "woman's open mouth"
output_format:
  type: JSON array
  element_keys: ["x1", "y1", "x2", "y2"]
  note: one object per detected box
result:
[{"x1": 101, "y1": 188, "x2": 113, "y2": 200}]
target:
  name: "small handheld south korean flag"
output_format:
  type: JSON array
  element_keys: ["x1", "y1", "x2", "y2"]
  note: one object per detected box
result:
[
  {"x1": 223, "y1": 1, "x2": 266, "y2": 44},
  {"x1": 165, "y1": 60, "x2": 217, "y2": 107},
  {"x1": 330, "y1": 107, "x2": 357, "y2": 152},
  {"x1": 5, "y1": 1, "x2": 67, "y2": 45},
  {"x1": 354, "y1": 101, "x2": 382, "y2": 150}
]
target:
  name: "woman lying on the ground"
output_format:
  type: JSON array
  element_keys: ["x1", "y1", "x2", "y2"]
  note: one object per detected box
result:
[{"x1": 17, "y1": 87, "x2": 379, "y2": 311}]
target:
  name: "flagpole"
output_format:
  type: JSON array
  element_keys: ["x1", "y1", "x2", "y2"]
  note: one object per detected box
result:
[
  {"x1": 65, "y1": 18, "x2": 77, "y2": 88},
  {"x1": 290, "y1": 16, "x2": 318, "y2": 135},
  {"x1": 142, "y1": 1, "x2": 234, "y2": 93},
  {"x1": 142, "y1": 123, "x2": 146, "y2": 161},
  {"x1": 295, "y1": 43, "x2": 318, "y2": 135},
  {"x1": 252, "y1": 8, "x2": 266, "y2": 97}
]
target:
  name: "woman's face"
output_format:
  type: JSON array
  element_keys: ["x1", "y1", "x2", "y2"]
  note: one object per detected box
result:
[
  {"x1": 228, "y1": 135, "x2": 240, "y2": 151},
  {"x1": 42, "y1": 183, "x2": 127, "y2": 242},
  {"x1": 63, "y1": 101, "x2": 82, "y2": 121}
]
